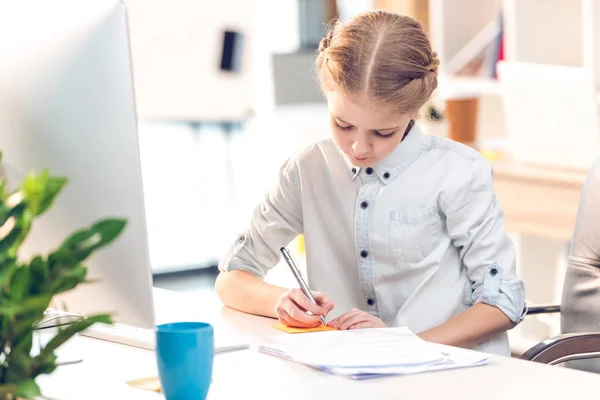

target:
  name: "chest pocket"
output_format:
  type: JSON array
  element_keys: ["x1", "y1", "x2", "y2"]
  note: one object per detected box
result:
[{"x1": 390, "y1": 206, "x2": 441, "y2": 264}]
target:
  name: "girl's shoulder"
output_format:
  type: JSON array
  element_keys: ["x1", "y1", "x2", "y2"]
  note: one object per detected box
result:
[
  {"x1": 289, "y1": 137, "x2": 341, "y2": 164},
  {"x1": 423, "y1": 134, "x2": 483, "y2": 162}
]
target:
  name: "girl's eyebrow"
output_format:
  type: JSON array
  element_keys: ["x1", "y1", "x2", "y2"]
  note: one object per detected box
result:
[{"x1": 332, "y1": 114, "x2": 400, "y2": 132}]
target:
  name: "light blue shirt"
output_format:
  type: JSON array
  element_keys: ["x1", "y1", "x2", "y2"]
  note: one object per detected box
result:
[{"x1": 219, "y1": 123, "x2": 527, "y2": 356}]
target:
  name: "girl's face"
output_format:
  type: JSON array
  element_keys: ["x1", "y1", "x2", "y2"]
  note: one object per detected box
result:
[{"x1": 327, "y1": 89, "x2": 414, "y2": 168}]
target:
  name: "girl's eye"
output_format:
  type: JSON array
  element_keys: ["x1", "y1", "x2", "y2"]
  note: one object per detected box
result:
[
  {"x1": 334, "y1": 122, "x2": 353, "y2": 131},
  {"x1": 373, "y1": 130, "x2": 396, "y2": 138}
]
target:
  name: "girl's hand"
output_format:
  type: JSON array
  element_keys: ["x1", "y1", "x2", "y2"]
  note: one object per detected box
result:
[
  {"x1": 275, "y1": 288, "x2": 335, "y2": 328},
  {"x1": 328, "y1": 308, "x2": 387, "y2": 330}
]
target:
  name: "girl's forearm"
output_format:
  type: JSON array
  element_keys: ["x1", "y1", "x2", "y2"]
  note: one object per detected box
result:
[
  {"x1": 215, "y1": 270, "x2": 287, "y2": 318},
  {"x1": 417, "y1": 303, "x2": 515, "y2": 349}
]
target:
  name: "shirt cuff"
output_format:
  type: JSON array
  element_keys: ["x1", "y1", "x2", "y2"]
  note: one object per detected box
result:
[
  {"x1": 474, "y1": 263, "x2": 528, "y2": 324},
  {"x1": 217, "y1": 232, "x2": 268, "y2": 279},
  {"x1": 225, "y1": 258, "x2": 267, "y2": 279}
]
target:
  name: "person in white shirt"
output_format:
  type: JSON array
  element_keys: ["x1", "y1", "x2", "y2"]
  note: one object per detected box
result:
[{"x1": 216, "y1": 10, "x2": 527, "y2": 356}]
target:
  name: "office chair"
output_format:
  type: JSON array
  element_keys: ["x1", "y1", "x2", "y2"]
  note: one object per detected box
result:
[{"x1": 520, "y1": 160, "x2": 600, "y2": 373}]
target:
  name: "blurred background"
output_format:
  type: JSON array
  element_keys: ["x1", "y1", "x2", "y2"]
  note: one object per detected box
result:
[{"x1": 127, "y1": 0, "x2": 600, "y2": 357}]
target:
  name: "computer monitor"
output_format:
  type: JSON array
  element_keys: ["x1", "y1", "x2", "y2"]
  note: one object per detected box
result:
[{"x1": 0, "y1": 0, "x2": 155, "y2": 329}]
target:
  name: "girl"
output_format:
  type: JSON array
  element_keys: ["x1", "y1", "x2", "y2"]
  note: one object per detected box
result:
[{"x1": 216, "y1": 11, "x2": 526, "y2": 356}]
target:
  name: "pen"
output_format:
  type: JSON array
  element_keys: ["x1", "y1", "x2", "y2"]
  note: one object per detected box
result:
[{"x1": 280, "y1": 247, "x2": 327, "y2": 326}]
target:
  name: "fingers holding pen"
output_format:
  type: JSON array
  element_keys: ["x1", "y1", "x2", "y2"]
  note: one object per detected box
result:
[{"x1": 275, "y1": 288, "x2": 335, "y2": 327}]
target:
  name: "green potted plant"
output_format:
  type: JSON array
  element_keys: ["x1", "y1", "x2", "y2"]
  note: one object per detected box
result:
[{"x1": 0, "y1": 152, "x2": 126, "y2": 399}]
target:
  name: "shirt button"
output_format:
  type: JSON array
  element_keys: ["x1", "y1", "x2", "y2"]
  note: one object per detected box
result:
[
  {"x1": 383, "y1": 172, "x2": 390, "y2": 179},
  {"x1": 351, "y1": 167, "x2": 356, "y2": 174},
  {"x1": 490, "y1": 267, "x2": 498, "y2": 276},
  {"x1": 360, "y1": 250, "x2": 368, "y2": 258},
  {"x1": 360, "y1": 201, "x2": 368, "y2": 209},
  {"x1": 238, "y1": 234, "x2": 246, "y2": 243},
  {"x1": 367, "y1": 298, "x2": 376, "y2": 306},
  {"x1": 365, "y1": 167, "x2": 374, "y2": 175}
]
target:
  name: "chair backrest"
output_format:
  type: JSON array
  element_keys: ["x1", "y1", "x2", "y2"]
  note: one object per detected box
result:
[{"x1": 560, "y1": 159, "x2": 600, "y2": 373}]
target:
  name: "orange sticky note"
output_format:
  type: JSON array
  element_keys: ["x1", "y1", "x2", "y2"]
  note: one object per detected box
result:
[
  {"x1": 127, "y1": 376, "x2": 162, "y2": 393},
  {"x1": 272, "y1": 323, "x2": 337, "y2": 333}
]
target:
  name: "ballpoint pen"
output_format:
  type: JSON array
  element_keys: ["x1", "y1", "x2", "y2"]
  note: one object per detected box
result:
[{"x1": 280, "y1": 247, "x2": 327, "y2": 326}]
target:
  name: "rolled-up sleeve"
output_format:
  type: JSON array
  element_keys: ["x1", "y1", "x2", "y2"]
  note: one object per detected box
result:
[
  {"x1": 441, "y1": 158, "x2": 527, "y2": 324},
  {"x1": 217, "y1": 156, "x2": 303, "y2": 279}
]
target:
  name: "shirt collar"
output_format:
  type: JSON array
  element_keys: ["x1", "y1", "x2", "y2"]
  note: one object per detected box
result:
[{"x1": 345, "y1": 121, "x2": 424, "y2": 184}]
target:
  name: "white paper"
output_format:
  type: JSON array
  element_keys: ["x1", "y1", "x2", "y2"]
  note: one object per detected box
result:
[
  {"x1": 259, "y1": 327, "x2": 446, "y2": 368},
  {"x1": 320, "y1": 348, "x2": 489, "y2": 379},
  {"x1": 257, "y1": 327, "x2": 488, "y2": 379}
]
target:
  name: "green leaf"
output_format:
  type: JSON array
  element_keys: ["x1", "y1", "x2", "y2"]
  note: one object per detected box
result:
[
  {"x1": 59, "y1": 265, "x2": 87, "y2": 281},
  {"x1": 37, "y1": 176, "x2": 67, "y2": 216},
  {"x1": 28, "y1": 256, "x2": 48, "y2": 294},
  {"x1": 11, "y1": 330, "x2": 33, "y2": 357},
  {"x1": 49, "y1": 263, "x2": 87, "y2": 295},
  {"x1": 20, "y1": 170, "x2": 66, "y2": 218},
  {"x1": 0, "y1": 196, "x2": 26, "y2": 231},
  {"x1": 0, "y1": 257, "x2": 18, "y2": 288},
  {"x1": 9, "y1": 265, "x2": 30, "y2": 300},
  {"x1": 0, "y1": 314, "x2": 11, "y2": 340},
  {"x1": 7, "y1": 201, "x2": 27, "y2": 220},
  {"x1": 0, "y1": 224, "x2": 22, "y2": 254},
  {"x1": 20, "y1": 295, "x2": 52, "y2": 315},
  {"x1": 60, "y1": 219, "x2": 127, "y2": 263},
  {"x1": 34, "y1": 314, "x2": 112, "y2": 367},
  {"x1": 4, "y1": 356, "x2": 32, "y2": 384},
  {"x1": 0, "y1": 252, "x2": 15, "y2": 268},
  {"x1": 50, "y1": 276, "x2": 81, "y2": 295},
  {"x1": 48, "y1": 247, "x2": 77, "y2": 271},
  {"x1": 0, "y1": 295, "x2": 50, "y2": 318},
  {"x1": 21, "y1": 172, "x2": 45, "y2": 215},
  {"x1": 61, "y1": 219, "x2": 127, "y2": 250},
  {"x1": 31, "y1": 353, "x2": 57, "y2": 378},
  {"x1": 15, "y1": 315, "x2": 38, "y2": 337},
  {"x1": 89, "y1": 219, "x2": 127, "y2": 246},
  {"x1": 0, "y1": 203, "x2": 10, "y2": 228},
  {"x1": 0, "y1": 299, "x2": 21, "y2": 316},
  {"x1": 59, "y1": 229, "x2": 96, "y2": 262},
  {"x1": 15, "y1": 379, "x2": 41, "y2": 399}
]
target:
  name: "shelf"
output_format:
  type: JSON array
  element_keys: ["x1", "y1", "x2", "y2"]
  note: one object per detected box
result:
[
  {"x1": 439, "y1": 75, "x2": 600, "y2": 105},
  {"x1": 437, "y1": 75, "x2": 502, "y2": 97}
]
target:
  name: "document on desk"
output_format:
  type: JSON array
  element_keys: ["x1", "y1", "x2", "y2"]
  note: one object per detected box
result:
[{"x1": 257, "y1": 327, "x2": 488, "y2": 379}]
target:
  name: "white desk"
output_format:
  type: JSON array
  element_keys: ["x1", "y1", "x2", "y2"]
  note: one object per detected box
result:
[{"x1": 37, "y1": 288, "x2": 598, "y2": 399}]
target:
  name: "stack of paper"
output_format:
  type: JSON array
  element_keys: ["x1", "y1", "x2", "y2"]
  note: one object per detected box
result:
[{"x1": 257, "y1": 327, "x2": 488, "y2": 379}]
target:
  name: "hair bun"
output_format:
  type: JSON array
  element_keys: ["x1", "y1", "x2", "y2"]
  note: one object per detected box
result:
[
  {"x1": 319, "y1": 30, "x2": 334, "y2": 53},
  {"x1": 428, "y1": 52, "x2": 440, "y2": 73}
]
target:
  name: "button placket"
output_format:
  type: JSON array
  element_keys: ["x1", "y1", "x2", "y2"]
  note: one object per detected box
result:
[{"x1": 355, "y1": 181, "x2": 380, "y2": 317}]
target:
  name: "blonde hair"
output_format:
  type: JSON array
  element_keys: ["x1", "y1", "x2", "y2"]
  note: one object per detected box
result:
[{"x1": 316, "y1": 10, "x2": 439, "y2": 114}]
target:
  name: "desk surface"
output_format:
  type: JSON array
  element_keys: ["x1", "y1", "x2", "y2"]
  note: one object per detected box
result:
[{"x1": 38, "y1": 288, "x2": 598, "y2": 399}]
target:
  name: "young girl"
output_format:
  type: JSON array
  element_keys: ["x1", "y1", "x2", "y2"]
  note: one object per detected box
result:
[{"x1": 216, "y1": 10, "x2": 526, "y2": 356}]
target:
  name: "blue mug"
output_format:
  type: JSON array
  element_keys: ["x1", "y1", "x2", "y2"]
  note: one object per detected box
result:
[{"x1": 156, "y1": 322, "x2": 214, "y2": 400}]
